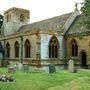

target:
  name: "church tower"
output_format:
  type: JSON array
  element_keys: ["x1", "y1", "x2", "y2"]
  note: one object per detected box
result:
[{"x1": 3, "y1": 7, "x2": 30, "y2": 35}]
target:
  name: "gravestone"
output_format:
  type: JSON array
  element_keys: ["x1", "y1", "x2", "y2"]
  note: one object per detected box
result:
[
  {"x1": 15, "y1": 63, "x2": 18, "y2": 70},
  {"x1": 49, "y1": 64, "x2": 56, "y2": 73},
  {"x1": 17, "y1": 63, "x2": 23, "y2": 71},
  {"x1": 68, "y1": 59, "x2": 76, "y2": 73},
  {"x1": 8, "y1": 66, "x2": 16, "y2": 73},
  {"x1": 23, "y1": 64, "x2": 29, "y2": 73},
  {"x1": 8, "y1": 62, "x2": 16, "y2": 73}
]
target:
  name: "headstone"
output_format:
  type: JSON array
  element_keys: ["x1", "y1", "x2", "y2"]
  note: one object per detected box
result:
[
  {"x1": 8, "y1": 66, "x2": 15, "y2": 73},
  {"x1": 23, "y1": 64, "x2": 29, "y2": 73},
  {"x1": 17, "y1": 63, "x2": 23, "y2": 71},
  {"x1": 15, "y1": 63, "x2": 18, "y2": 70},
  {"x1": 68, "y1": 59, "x2": 76, "y2": 73},
  {"x1": 8, "y1": 62, "x2": 16, "y2": 73},
  {"x1": 49, "y1": 64, "x2": 56, "y2": 73}
]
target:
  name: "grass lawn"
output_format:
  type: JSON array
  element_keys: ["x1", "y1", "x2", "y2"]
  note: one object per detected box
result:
[{"x1": 0, "y1": 68, "x2": 90, "y2": 90}]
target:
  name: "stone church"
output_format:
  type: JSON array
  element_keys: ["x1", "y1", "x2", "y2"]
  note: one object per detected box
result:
[{"x1": 0, "y1": 6, "x2": 90, "y2": 69}]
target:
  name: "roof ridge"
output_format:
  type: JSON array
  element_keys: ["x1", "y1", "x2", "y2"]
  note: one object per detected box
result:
[
  {"x1": 18, "y1": 12, "x2": 72, "y2": 33},
  {"x1": 30, "y1": 12, "x2": 73, "y2": 24}
]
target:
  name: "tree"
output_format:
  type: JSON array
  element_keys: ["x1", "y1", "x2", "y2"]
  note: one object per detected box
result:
[{"x1": 81, "y1": 0, "x2": 90, "y2": 29}]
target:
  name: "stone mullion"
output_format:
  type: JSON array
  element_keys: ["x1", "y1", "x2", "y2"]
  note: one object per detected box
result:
[
  {"x1": 54, "y1": 44, "x2": 55, "y2": 58},
  {"x1": 51, "y1": 45, "x2": 52, "y2": 58}
]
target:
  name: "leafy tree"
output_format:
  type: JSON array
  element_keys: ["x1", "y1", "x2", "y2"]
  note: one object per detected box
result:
[{"x1": 81, "y1": 0, "x2": 90, "y2": 29}]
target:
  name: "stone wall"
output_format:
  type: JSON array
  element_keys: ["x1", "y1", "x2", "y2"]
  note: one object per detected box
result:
[
  {"x1": 57, "y1": 36, "x2": 66, "y2": 60},
  {"x1": 5, "y1": 37, "x2": 21, "y2": 60},
  {"x1": 66, "y1": 35, "x2": 90, "y2": 65},
  {"x1": 40, "y1": 34, "x2": 66, "y2": 62},
  {"x1": 23, "y1": 34, "x2": 37, "y2": 59},
  {"x1": 40, "y1": 34, "x2": 51, "y2": 59},
  {"x1": 3, "y1": 34, "x2": 37, "y2": 61}
]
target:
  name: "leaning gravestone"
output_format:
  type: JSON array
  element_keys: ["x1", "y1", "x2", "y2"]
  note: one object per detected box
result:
[
  {"x1": 68, "y1": 59, "x2": 76, "y2": 73},
  {"x1": 49, "y1": 64, "x2": 56, "y2": 73}
]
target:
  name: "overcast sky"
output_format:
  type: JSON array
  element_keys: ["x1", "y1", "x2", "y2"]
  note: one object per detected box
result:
[{"x1": 0, "y1": 0, "x2": 83, "y2": 23}]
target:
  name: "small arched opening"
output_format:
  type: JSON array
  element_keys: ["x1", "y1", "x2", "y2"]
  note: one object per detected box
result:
[{"x1": 81, "y1": 50, "x2": 87, "y2": 68}]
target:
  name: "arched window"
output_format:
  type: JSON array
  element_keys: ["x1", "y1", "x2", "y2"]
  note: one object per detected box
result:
[
  {"x1": 14, "y1": 41, "x2": 19, "y2": 58},
  {"x1": 6, "y1": 14, "x2": 11, "y2": 22},
  {"x1": 6, "y1": 42, "x2": 10, "y2": 58},
  {"x1": 20, "y1": 14, "x2": 24, "y2": 22},
  {"x1": 49, "y1": 36, "x2": 59, "y2": 58},
  {"x1": 71, "y1": 39, "x2": 78, "y2": 57},
  {"x1": 25, "y1": 39, "x2": 30, "y2": 58}
]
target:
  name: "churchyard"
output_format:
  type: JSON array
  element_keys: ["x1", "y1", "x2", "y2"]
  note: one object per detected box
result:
[{"x1": 0, "y1": 67, "x2": 90, "y2": 90}]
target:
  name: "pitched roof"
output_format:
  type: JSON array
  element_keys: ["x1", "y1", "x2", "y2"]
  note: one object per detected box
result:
[
  {"x1": 18, "y1": 13, "x2": 72, "y2": 33},
  {"x1": 65, "y1": 15, "x2": 90, "y2": 35}
]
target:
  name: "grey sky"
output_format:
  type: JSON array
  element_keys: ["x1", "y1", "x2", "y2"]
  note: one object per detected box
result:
[{"x1": 0, "y1": 0, "x2": 83, "y2": 23}]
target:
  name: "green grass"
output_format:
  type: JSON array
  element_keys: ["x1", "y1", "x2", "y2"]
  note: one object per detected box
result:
[
  {"x1": 47, "y1": 77, "x2": 90, "y2": 90},
  {"x1": 0, "y1": 68, "x2": 90, "y2": 90}
]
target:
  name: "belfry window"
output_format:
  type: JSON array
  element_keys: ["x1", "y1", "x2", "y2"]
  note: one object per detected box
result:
[
  {"x1": 25, "y1": 39, "x2": 31, "y2": 58},
  {"x1": 20, "y1": 14, "x2": 24, "y2": 22},
  {"x1": 6, "y1": 15, "x2": 9, "y2": 22},
  {"x1": 14, "y1": 41, "x2": 19, "y2": 58},
  {"x1": 49, "y1": 36, "x2": 59, "y2": 58},
  {"x1": 6, "y1": 42, "x2": 10, "y2": 58},
  {"x1": 6, "y1": 14, "x2": 11, "y2": 22},
  {"x1": 71, "y1": 39, "x2": 78, "y2": 56}
]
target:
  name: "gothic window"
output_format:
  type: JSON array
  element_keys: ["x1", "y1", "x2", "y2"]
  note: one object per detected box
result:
[
  {"x1": 71, "y1": 39, "x2": 78, "y2": 57},
  {"x1": 6, "y1": 42, "x2": 10, "y2": 58},
  {"x1": 20, "y1": 14, "x2": 24, "y2": 22},
  {"x1": 49, "y1": 36, "x2": 59, "y2": 58},
  {"x1": 25, "y1": 39, "x2": 30, "y2": 58},
  {"x1": 6, "y1": 14, "x2": 11, "y2": 22},
  {"x1": 14, "y1": 41, "x2": 19, "y2": 58}
]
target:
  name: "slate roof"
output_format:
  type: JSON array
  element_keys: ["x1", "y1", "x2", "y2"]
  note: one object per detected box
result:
[
  {"x1": 65, "y1": 15, "x2": 90, "y2": 35},
  {"x1": 18, "y1": 13, "x2": 72, "y2": 33}
]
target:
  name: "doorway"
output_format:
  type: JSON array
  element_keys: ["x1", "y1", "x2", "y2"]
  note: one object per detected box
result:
[{"x1": 81, "y1": 51, "x2": 87, "y2": 68}]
